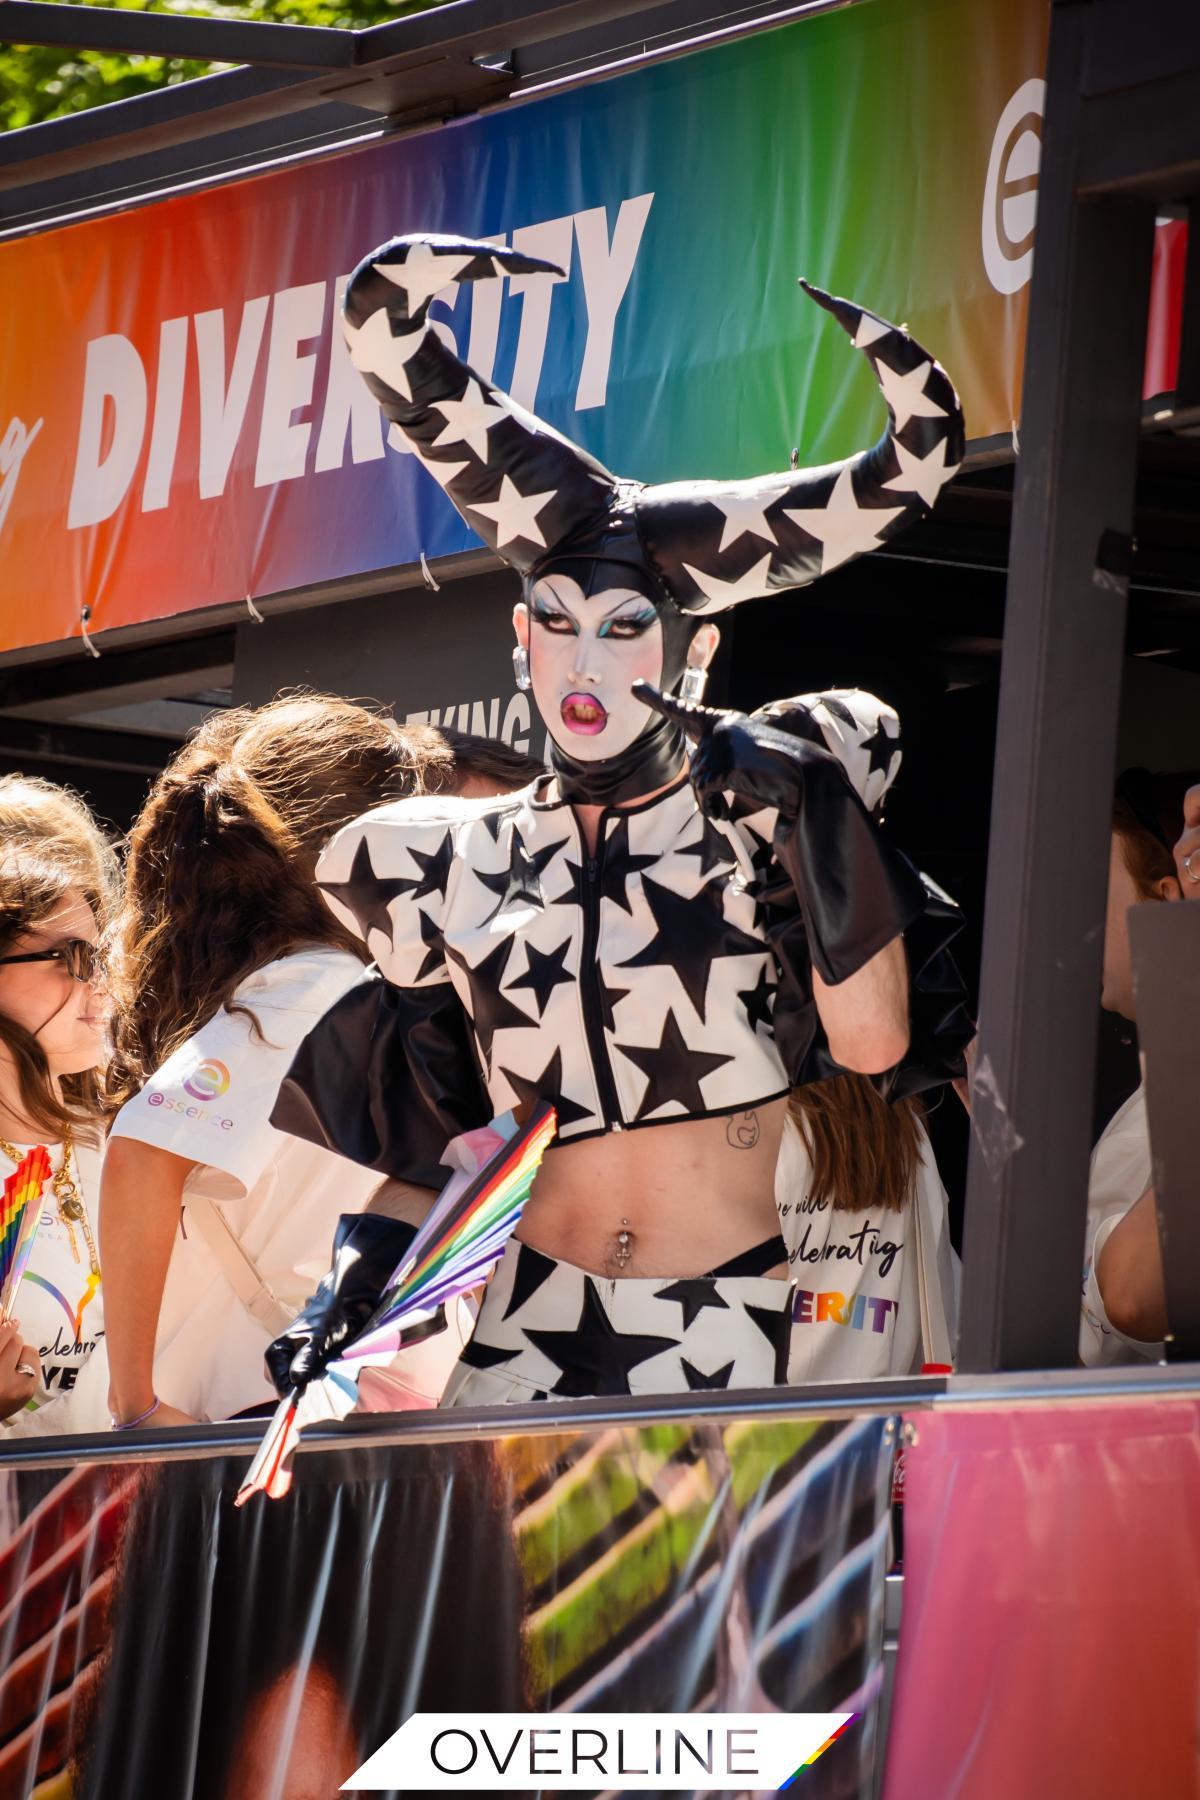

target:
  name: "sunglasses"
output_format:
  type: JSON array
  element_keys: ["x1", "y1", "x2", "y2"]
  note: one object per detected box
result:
[{"x1": 0, "y1": 939, "x2": 105, "y2": 983}]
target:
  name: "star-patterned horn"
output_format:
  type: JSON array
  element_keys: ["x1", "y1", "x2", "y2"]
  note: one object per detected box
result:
[
  {"x1": 342, "y1": 234, "x2": 621, "y2": 576},
  {"x1": 344, "y1": 240, "x2": 964, "y2": 618},
  {"x1": 632, "y1": 282, "x2": 965, "y2": 613}
]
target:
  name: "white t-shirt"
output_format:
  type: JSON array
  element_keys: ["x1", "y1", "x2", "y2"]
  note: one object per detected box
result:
[
  {"x1": 109, "y1": 947, "x2": 467, "y2": 1422},
  {"x1": 776, "y1": 1111, "x2": 957, "y2": 1383},
  {"x1": 1, "y1": 1137, "x2": 110, "y2": 1435},
  {"x1": 1079, "y1": 1084, "x2": 1161, "y2": 1366}
]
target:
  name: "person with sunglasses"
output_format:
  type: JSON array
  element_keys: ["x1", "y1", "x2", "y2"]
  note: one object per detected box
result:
[
  {"x1": 0, "y1": 774, "x2": 117, "y2": 1431},
  {"x1": 1079, "y1": 767, "x2": 1200, "y2": 1363}
]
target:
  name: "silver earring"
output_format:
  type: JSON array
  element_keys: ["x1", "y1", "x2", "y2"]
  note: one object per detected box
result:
[
  {"x1": 512, "y1": 645, "x2": 531, "y2": 691},
  {"x1": 679, "y1": 663, "x2": 708, "y2": 703}
]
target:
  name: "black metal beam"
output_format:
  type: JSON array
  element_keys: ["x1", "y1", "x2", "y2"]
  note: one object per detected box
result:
[
  {"x1": 1076, "y1": 68, "x2": 1200, "y2": 201},
  {"x1": 958, "y1": 0, "x2": 1158, "y2": 1372},
  {"x1": 0, "y1": 65, "x2": 323, "y2": 194},
  {"x1": 0, "y1": 105, "x2": 388, "y2": 236},
  {"x1": 0, "y1": 630, "x2": 235, "y2": 712},
  {"x1": 0, "y1": 0, "x2": 840, "y2": 201},
  {"x1": 0, "y1": 713, "x2": 181, "y2": 773},
  {"x1": 0, "y1": 0, "x2": 354, "y2": 66},
  {"x1": 1079, "y1": 0, "x2": 1200, "y2": 99},
  {"x1": 352, "y1": 0, "x2": 694, "y2": 63}
]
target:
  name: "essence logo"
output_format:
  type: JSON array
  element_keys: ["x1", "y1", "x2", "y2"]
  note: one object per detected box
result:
[
  {"x1": 147, "y1": 1061, "x2": 235, "y2": 1130},
  {"x1": 184, "y1": 1059, "x2": 231, "y2": 1102},
  {"x1": 981, "y1": 77, "x2": 1045, "y2": 295},
  {"x1": 146, "y1": 1090, "x2": 234, "y2": 1130}
]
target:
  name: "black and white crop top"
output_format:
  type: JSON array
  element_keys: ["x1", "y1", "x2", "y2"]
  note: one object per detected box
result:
[
  {"x1": 314, "y1": 771, "x2": 790, "y2": 1142},
  {"x1": 273, "y1": 691, "x2": 971, "y2": 1183}
]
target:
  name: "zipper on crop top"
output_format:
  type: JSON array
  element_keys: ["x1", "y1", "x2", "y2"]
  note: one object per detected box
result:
[{"x1": 578, "y1": 825, "x2": 623, "y2": 1132}]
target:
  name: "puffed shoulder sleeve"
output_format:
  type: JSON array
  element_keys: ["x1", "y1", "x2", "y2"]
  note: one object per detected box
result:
[
  {"x1": 316, "y1": 799, "x2": 463, "y2": 988},
  {"x1": 270, "y1": 971, "x2": 488, "y2": 1188},
  {"x1": 748, "y1": 689, "x2": 973, "y2": 1097}
]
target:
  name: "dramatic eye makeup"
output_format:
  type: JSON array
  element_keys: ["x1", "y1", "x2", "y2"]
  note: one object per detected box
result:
[
  {"x1": 530, "y1": 598, "x2": 578, "y2": 634},
  {"x1": 598, "y1": 606, "x2": 657, "y2": 640}
]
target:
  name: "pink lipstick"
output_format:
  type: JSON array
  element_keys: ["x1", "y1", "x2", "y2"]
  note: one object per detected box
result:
[{"x1": 561, "y1": 693, "x2": 607, "y2": 735}]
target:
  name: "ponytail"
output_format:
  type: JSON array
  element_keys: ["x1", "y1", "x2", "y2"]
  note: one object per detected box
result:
[{"x1": 106, "y1": 695, "x2": 444, "y2": 1111}]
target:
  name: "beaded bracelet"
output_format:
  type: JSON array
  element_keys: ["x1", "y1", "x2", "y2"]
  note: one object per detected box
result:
[{"x1": 111, "y1": 1396, "x2": 160, "y2": 1431}]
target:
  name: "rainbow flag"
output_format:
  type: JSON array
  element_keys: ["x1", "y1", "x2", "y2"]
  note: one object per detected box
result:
[
  {"x1": 0, "y1": 1147, "x2": 50, "y2": 1317},
  {"x1": 237, "y1": 1102, "x2": 557, "y2": 1504},
  {"x1": 343, "y1": 1100, "x2": 558, "y2": 1364}
]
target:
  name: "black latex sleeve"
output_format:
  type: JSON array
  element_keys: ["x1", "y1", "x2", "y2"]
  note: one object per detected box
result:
[
  {"x1": 762, "y1": 859, "x2": 974, "y2": 1098},
  {"x1": 270, "y1": 972, "x2": 489, "y2": 1189},
  {"x1": 687, "y1": 711, "x2": 927, "y2": 984},
  {"x1": 265, "y1": 1213, "x2": 421, "y2": 1397}
]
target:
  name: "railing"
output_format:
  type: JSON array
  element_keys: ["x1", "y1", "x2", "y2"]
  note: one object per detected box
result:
[
  {"x1": 2, "y1": 1361, "x2": 1195, "y2": 1796},
  {"x1": 2, "y1": 1359, "x2": 1194, "y2": 1470}
]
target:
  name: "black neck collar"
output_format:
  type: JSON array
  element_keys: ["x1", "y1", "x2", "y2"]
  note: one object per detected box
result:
[{"x1": 549, "y1": 713, "x2": 687, "y2": 807}]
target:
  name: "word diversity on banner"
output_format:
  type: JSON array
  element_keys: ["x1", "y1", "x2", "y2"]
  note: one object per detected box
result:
[
  {"x1": 347, "y1": 1712, "x2": 855, "y2": 1790},
  {"x1": 0, "y1": 0, "x2": 1056, "y2": 656}
]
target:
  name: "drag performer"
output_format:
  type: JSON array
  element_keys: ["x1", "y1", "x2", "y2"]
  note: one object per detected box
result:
[{"x1": 268, "y1": 234, "x2": 970, "y2": 1405}]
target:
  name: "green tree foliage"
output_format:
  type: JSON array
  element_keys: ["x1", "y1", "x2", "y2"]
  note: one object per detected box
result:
[{"x1": 0, "y1": 0, "x2": 449, "y2": 132}]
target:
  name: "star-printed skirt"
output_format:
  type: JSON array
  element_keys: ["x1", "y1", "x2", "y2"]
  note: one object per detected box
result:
[{"x1": 441, "y1": 1238, "x2": 793, "y2": 1406}]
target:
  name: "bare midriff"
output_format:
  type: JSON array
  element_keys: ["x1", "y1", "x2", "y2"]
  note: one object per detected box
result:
[{"x1": 516, "y1": 1098, "x2": 790, "y2": 1280}]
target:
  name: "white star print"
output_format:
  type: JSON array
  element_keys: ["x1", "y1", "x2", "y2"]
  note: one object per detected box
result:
[
  {"x1": 432, "y1": 379, "x2": 510, "y2": 461},
  {"x1": 375, "y1": 246, "x2": 473, "y2": 314},
  {"x1": 343, "y1": 308, "x2": 423, "y2": 401},
  {"x1": 875, "y1": 358, "x2": 947, "y2": 432},
  {"x1": 709, "y1": 492, "x2": 779, "y2": 553},
  {"x1": 680, "y1": 551, "x2": 775, "y2": 612},
  {"x1": 468, "y1": 474, "x2": 557, "y2": 547},
  {"x1": 882, "y1": 436, "x2": 960, "y2": 509},
  {"x1": 783, "y1": 465, "x2": 906, "y2": 573},
  {"x1": 853, "y1": 311, "x2": 892, "y2": 349}
]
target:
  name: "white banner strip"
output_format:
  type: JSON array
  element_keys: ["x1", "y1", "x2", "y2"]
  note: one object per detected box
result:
[{"x1": 344, "y1": 1712, "x2": 855, "y2": 1790}]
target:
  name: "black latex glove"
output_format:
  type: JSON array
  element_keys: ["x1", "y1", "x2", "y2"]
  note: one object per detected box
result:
[
  {"x1": 265, "y1": 1212, "x2": 418, "y2": 1398},
  {"x1": 635, "y1": 683, "x2": 926, "y2": 986}
]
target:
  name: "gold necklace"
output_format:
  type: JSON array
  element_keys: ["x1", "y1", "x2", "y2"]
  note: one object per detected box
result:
[{"x1": 0, "y1": 1128, "x2": 100, "y2": 1278}]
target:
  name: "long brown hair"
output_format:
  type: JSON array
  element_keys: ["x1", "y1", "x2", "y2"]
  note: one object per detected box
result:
[
  {"x1": 105, "y1": 695, "x2": 467, "y2": 1111},
  {"x1": 789, "y1": 1076, "x2": 925, "y2": 1212},
  {"x1": 0, "y1": 775, "x2": 119, "y2": 1141}
]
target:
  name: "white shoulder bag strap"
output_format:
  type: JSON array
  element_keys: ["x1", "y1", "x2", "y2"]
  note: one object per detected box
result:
[{"x1": 184, "y1": 1195, "x2": 296, "y2": 1337}]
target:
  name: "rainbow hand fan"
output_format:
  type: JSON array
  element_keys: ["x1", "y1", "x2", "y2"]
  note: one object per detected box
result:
[
  {"x1": 237, "y1": 1101, "x2": 557, "y2": 1504},
  {"x1": 0, "y1": 1147, "x2": 51, "y2": 1318}
]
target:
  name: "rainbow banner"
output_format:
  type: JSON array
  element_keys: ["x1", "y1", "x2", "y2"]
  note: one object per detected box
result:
[{"x1": 0, "y1": 0, "x2": 1056, "y2": 654}]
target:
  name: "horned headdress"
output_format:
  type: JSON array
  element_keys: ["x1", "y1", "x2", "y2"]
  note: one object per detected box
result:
[{"x1": 343, "y1": 234, "x2": 964, "y2": 789}]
